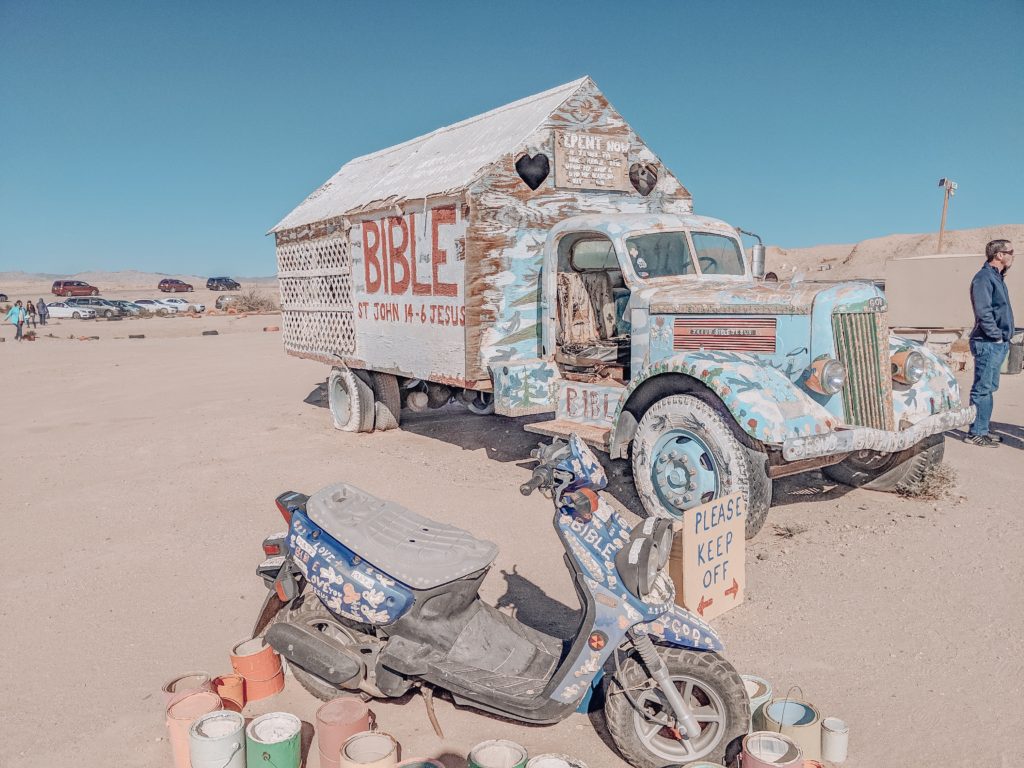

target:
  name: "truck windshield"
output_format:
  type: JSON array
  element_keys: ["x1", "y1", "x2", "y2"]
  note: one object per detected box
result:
[
  {"x1": 691, "y1": 232, "x2": 745, "y2": 275},
  {"x1": 624, "y1": 233, "x2": 696, "y2": 278}
]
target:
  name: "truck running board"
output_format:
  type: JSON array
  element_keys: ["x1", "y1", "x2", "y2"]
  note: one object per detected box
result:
[{"x1": 523, "y1": 420, "x2": 610, "y2": 451}]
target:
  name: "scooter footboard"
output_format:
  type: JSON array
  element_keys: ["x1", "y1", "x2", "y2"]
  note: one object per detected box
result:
[{"x1": 645, "y1": 605, "x2": 723, "y2": 652}]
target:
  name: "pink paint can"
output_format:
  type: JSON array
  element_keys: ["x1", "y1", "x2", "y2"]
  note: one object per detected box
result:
[
  {"x1": 316, "y1": 696, "x2": 374, "y2": 768},
  {"x1": 161, "y1": 671, "x2": 213, "y2": 706},
  {"x1": 165, "y1": 691, "x2": 223, "y2": 768},
  {"x1": 740, "y1": 731, "x2": 804, "y2": 768}
]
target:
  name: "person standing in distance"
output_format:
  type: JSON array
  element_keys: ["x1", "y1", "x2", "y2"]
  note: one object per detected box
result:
[{"x1": 966, "y1": 239, "x2": 1015, "y2": 446}]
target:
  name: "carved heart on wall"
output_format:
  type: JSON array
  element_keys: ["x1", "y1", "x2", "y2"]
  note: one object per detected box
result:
[
  {"x1": 629, "y1": 162, "x2": 659, "y2": 196},
  {"x1": 515, "y1": 153, "x2": 550, "y2": 191}
]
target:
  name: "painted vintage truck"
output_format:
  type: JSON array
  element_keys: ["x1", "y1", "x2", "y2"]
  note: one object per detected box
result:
[{"x1": 270, "y1": 77, "x2": 973, "y2": 537}]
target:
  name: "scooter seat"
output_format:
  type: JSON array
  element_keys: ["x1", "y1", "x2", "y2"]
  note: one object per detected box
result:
[{"x1": 305, "y1": 482, "x2": 498, "y2": 590}]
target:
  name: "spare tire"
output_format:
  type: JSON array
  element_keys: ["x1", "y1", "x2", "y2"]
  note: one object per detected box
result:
[{"x1": 328, "y1": 366, "x2": 375, "y2": 433}]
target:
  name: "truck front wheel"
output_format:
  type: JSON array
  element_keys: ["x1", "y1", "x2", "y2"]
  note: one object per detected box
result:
[
  {"x1": 632, "y1": 395, "x2": 771, "y2": 539},
  {"x1": 823, "y1": 433, "x2": 944, "y2": 492},
  {"x1": 328, "y1": 366, "x2": 375, "y2": 433}
]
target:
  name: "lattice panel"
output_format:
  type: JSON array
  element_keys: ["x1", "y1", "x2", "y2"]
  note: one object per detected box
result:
[
  {"x1": 276, "y1": 233, "x2": 355, "y2": 357},
  {"x1": 276, "y1": 236, "x2": 348, "y2": 273},
  {"x1": 282, "y1": 310, "x2": 355, "y2": 357}
]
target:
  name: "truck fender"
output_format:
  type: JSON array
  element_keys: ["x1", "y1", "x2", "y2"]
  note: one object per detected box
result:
[
  {"x1": 644, "y1": 604, "x2": 723, "y2": 652},
  {"x1": 611, "y1": 351, "x2": 840, "y2": 454}
]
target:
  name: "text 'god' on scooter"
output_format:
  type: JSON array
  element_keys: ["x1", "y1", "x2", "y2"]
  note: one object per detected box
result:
[{"x1": 250, "y1": 434, "x2": 749, "y2": 767}]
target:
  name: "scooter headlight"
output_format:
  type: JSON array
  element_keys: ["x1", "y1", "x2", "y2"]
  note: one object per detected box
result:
[
  {"x1": 616, "y1": 518, "x2": 674, "y2": 601},
  {"x1": 891, "y1": 349, "x2": 928, "y2": 385}
]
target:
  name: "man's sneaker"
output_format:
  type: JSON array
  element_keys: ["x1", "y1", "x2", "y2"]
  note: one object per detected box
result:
[
  {"x1": 989, "y1": 434, "x2": 1004, "y2": 443},
  {"x1": 967, "y1": 434, "x2": 999, "y2": 447}
]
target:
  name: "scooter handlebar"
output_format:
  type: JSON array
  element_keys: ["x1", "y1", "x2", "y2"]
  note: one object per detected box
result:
[{"x1": 520, "y1": 474, "x2": 545, "y2": 496}]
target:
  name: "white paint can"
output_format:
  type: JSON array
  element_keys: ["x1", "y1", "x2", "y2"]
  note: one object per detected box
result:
[
  {"x1": 742, "y1": 674, "x2": 773, "y2": 731},
  {"x1": 525, "y1": 755, "x2": 588, "y2": 768},
  {"x1": 763, "y1": 698, "x2": 822, "y2": 761},
  {"x1": 821, "y1": 716, "x2": 849, "y2": 763},
  {"x1": 741, "y1": 731, "x2": 803, "y2": 767}
]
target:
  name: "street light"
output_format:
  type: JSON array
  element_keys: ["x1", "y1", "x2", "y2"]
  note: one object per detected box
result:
[{"x1": 937, "y1": 177, "x2": 958, "y2": 254}]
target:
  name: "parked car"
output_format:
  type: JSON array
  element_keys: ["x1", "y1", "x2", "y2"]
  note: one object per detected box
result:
[
  {"x1": 108, "y1": 299, "x2": 145, "y2": 315},
  {"x1": 51, "y1": 280, "x2": 100, "y2": 297},
  {"x1": 215, "y1": 294, "x2": 240, "y2": 310},
  {"x1": 207, "y1": 277, "x2": 241, "y2": 291},
  {"x1": 160, "y1": 297, "x2": 206, "y2": 313},
  {"x1": 0, "y1": 292, "x2": 8, "y2": 302},
  {"x1": 158, "y1": 279, "x2": 194, "y2": 293},
  {"x1": 64, "y1": 296, "x2": 125, "y2": 318},
  {"x1": 45, "y1": 301, "x2": 97, "y2": 319},
  {"x1": 133, "y1": 299, "x2": 177, "y2": 315}
]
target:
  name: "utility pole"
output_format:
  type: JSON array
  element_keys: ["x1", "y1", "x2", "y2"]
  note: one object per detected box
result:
[{"x1": 937, "y1": 177, "x2": 958, "y2": 253}]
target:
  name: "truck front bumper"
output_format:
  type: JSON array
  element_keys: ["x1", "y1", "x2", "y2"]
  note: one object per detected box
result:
[{"x1": 781, "y1": 406, "x2": 975, "y2": 461}]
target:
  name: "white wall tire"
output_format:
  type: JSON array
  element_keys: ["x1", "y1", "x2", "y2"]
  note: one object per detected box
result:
[
  {"x1": 328, "y1": 366, "x2": 375, "y2": 433},
  {"x1": 632, "y1": 395, "x2": 771, "y2": 539}
]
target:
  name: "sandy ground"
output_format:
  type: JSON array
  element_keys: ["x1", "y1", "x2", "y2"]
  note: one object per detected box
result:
[{"x1": 1, "y1": 322, "x2": 1022, "y2": 768}]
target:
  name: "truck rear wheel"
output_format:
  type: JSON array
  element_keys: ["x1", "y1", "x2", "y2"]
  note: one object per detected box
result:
[
  {"x1": 632, "y1": 395, "x2": 771, "y2": 539},
  {"x1": 370, "y1": 372, "x2": 401, "y2": 431},
  {"x1": 823, "y1": 433, "x2": 944, "y2": 492},
  {"x1": 328, "y1": 366, "x2": 375, "y2": 433}
]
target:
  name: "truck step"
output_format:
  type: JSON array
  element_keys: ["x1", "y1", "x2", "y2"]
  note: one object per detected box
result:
[{"x1": 523, "y1": 419, "x2": 610, "y2": 450}]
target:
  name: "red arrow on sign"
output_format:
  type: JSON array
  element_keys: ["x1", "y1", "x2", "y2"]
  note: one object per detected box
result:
[
  {"x1": 697, "y1": 595, "x2": 714, "y2": 616},
  {"x1": 724, "y1": 578, "x2": 739, "y2": 599}
]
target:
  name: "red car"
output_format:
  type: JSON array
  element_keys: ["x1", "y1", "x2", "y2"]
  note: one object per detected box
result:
[
  {"x1": 51, "y1": 280, "x2": 100, "y2": 297},
  {"x1": 158, "y1": 279, "x2": 194, "y2": 293}
]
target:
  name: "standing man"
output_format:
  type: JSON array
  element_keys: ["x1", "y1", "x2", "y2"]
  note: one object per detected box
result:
[
  {"x1": 5, "y1": 300, "x2": 26, "y2": 341},
  {"x1": 966, "y1": 239, "x2": 1015, "y2": 446}
]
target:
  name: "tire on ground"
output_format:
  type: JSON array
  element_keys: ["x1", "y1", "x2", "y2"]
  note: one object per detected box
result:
[
  {"x1": 605, "y1": 647, "x2": 749, "y2": 768},
  {"x1": 370, "y1": 372, "x2": 401, "y2": 431},
  {"x1": 823, "y1": 433, "x2": 945, "y2": 492},
  {"x1": 632, "y1": 394, "x2": 772, "y2": 539},
  {"x1": 328, "y1": 366, "x2": 375, "y2": 433}
]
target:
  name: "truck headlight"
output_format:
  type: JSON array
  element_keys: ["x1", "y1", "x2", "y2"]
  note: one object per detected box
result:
[
  {"x1": 892, "y1": 349, "x2": 927, "y2": 384},
  {"x1": 807, "y1": 357, "x2": 847, "y2": 395}
]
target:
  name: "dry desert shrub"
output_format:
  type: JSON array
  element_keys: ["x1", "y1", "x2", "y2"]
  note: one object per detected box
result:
[
  {"x1": 236, "y1": 288, "x2": 279, "y2": 313},
  {"x1": 898, "y1": 462, "x2": 958, "y2": 500}
]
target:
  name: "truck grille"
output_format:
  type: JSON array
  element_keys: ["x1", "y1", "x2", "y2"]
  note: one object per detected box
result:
[{"x1": 832, "y1": 312, "x2": 894, "y2": 430}]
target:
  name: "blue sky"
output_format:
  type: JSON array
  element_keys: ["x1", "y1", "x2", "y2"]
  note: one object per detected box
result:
[{"x1": 1, "y1": 0, "x2": 1021, "y2": 276}]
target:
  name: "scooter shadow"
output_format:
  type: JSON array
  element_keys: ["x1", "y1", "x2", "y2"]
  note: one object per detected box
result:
[{"x1": 494, "y1": 565, "x2": 581, "y2": 639}]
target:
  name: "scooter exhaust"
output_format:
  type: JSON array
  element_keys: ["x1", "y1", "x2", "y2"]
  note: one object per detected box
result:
[{"x1": 265, "y1": 623, "x2": 363, "y2": 686}]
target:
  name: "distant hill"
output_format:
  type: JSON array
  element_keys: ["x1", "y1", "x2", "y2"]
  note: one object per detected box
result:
[{"x1": 766, "y1": 224, "x2": 1024, "y2": 280}]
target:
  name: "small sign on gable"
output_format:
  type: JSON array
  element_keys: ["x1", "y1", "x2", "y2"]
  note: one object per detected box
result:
[
  {"x1": 553, "y1": 130, "x2": 631, "y2": 192},
  {"x1": 669, "y1": 492, "x2": 746, "y2": 621}
]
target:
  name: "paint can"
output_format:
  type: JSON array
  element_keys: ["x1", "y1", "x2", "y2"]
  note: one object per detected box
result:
[
  {"x1": 467, "y1": 739, "x2": 529, "y2": 768},
  {"x1": 803, "y1": 761, "x2": 824, "y2": 768},
  {"x1": 763, "y1": 698, "x2": 822, "y2": 761},
  {"x1": 317, "y1": 696, "x2": 374, "y2": 768},
  {"x1": 742, "y1": 674, "x2": 773, "y2": 731},
  {"x1": 339, "y1": 731, "x2": 400, "y2": 767},
  {"x1": 820, "y1": 716, "x2": 848, "y2": 763},
  {"x1": 740, "y1": 731, "x2": 804, "y2": 768},
  {"x1": 525, "y1": 756, "x2": 588, "y2": 768},
  {"x1": 397, "y1": 761, "x2": 445, "y2": 768},
  {"x1": 161, "y1": 671, "x2": 213, "y2": 705},
  {"x1": 188, "y1": 710, "x2": 246, "y2": 768},
  {"x1": 213, "y1": 673, "x2": 246, "y2": 712},
  {"x1": 246, "y1": 712, "x2": 302, "y2": 768},
  {"x1": 230, "y1": 637, "x2": 284, "y2": 702},
  {"x1": 164, "y1": 691, "x2": 223, "y2": 768}
]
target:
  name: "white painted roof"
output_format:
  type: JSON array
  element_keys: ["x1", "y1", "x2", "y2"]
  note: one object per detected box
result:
[{"x1": 270, "y1": 77, "x2": 591, "y2": 233}]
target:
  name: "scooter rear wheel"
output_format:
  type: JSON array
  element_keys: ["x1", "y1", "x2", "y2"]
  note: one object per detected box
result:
[{"x1": 605, "y1": 646, "x2": 748, "y2": 768}]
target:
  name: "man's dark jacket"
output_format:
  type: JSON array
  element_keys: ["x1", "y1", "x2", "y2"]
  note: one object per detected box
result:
[{"x1": 970, "y1": 262, "x2": 1015, "y2": 342}]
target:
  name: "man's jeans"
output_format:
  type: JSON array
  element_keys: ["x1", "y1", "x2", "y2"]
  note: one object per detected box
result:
[{"x1": 968, "y1": 339, "x2": 1009, "y2": 436}]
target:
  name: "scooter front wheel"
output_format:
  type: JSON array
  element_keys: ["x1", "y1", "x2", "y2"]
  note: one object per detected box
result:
[{"x1": 605, "y1": 646, "x2": 748, "y2": 768}]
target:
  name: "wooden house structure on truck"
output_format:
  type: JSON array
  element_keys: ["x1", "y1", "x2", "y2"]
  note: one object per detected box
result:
[{"x1": 269, "y1": 76, "x2": 693, "y2": 425}]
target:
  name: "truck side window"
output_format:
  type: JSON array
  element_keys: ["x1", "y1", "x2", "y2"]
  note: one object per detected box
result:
[
  {"x1": 569, "y1": 239, "x2": 617, "y2": 271},
  {"x1": 691, "y1": 232, "x2": 745, "y2": 275},
  {"x1": 625, "y1": 232, "x2": 695, "y2": 278}
]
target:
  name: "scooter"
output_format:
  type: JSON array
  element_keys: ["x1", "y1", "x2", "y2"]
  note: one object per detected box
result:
[{"x1": 251, "y1": 435, "x2": 749, "y2": 767}]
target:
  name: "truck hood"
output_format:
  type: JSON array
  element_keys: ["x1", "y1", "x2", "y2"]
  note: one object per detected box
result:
[{"x1": 636, "y1": 279, "x2": 885, "y2": 316}]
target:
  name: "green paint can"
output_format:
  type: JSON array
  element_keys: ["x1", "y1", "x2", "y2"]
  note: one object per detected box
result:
[
  {"x1": 246, "y1": 712, "x2": 302, "y2": 767},
  {"x1": 467, "y1": 739, "x2": 528, "y2": 768}
]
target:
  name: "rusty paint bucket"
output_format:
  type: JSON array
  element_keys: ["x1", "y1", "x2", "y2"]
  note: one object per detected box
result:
[
  {"x1": 316, "y1": 696, "x2": 374, "y2": 768},
  {"x1": 740, "y1": 732, "x2": 803, "y2": 768},
  {"x1": 339, "y1": 731, "x2": 400, "y2": 767},
  {"x1": 213, "y1": 673, "x2": 246, "y2": 712},
  {"x1": 164, "y1": 691, "x2": 223, "y2": 768},
  {"x1": 230, "y1": 637, "x2": 284, "y2": 702},
  {"x1": 763, "y1": 699, "x2": 822, "y2": 761},
  {"x1": 467, "y1": 740, "x2": 528, "y2": 768},
  {"x1": 161, "y1": 671, "x2": 213, "y2": 706}
]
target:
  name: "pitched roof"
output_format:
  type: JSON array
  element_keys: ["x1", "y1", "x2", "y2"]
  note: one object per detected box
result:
[{"x1": 270, "y1": 77, "x2": 591, "y2": 233}]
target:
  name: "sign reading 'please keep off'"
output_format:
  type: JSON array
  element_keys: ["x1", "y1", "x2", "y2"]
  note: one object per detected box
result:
[{"x1": 669, "y1": 491, "x2": 746, "y2": 622}]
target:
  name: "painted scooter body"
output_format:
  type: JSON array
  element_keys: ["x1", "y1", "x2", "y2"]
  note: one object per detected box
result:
[{"x1": 256, "y1": 434, "x2": 721, "y2": 725}]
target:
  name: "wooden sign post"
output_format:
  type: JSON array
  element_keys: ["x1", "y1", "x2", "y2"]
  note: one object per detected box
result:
[{"x1": 669, "y1": 492, "x2": 746, "y2": 621}]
